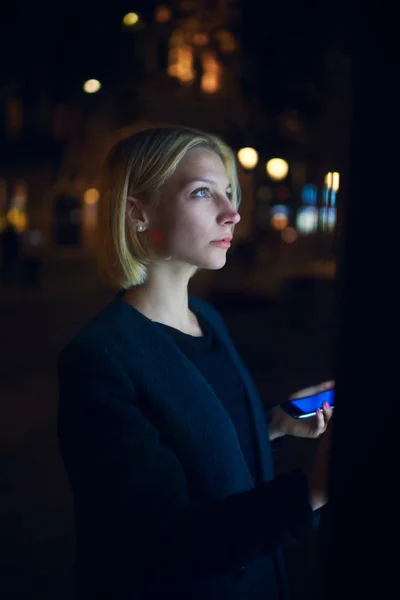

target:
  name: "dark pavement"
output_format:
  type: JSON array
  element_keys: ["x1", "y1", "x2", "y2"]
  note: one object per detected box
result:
[{"x1": 0, "y1": 257, "x2": 338, "y2": 599}]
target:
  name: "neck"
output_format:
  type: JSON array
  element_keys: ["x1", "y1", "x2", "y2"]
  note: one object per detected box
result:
[{"x1": 124, "y1": 264, "x2": 196, "y2": 330}]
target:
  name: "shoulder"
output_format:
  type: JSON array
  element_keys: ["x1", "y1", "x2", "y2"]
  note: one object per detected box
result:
[{"x1": 58, "y1": 296, "x2": 138, "y2": 373}]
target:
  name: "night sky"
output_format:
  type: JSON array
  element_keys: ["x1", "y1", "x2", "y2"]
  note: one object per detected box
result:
[{"x1": 0, "y1": 0, "x2": 351, "y2": 124}]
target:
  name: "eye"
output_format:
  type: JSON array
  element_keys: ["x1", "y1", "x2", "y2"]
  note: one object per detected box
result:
[
  {"x1": 226, "y1": 190, "x2": 233, "y2": 200},
  {"x1": 191, "y1": 187, "x2": 210, "y2": 198}
]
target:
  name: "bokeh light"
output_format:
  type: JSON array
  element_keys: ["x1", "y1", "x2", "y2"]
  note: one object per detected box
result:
[
  {"x1": 271, "y1": 213, "x2": 289, "y2": 230},
  {"x1": 325, "y1": 172, "x2": 340, "y2": 191},
  {"x1": 193, "y1": 33, "x2": 209, "y2": 46},
  {"x1": 296, "y1": 207, "x2": 318, "y2": 234},
  {"x1": 200, "y1": 50, "x2": 221, "y2": 93},
  {"x1": 155, "y1": 6, "x2": 172, "y2": 23},
  {"x1": 266, "y1": 158, "x2": 289, "y2": 181},
  {"x1": 214, "y1": 29, "x2": 237, "y2": 53},
  {"x1": 301, "y1": 184, "x2": 318, "y2": 205},
  {"x1": 123, "y1": 13, "x2": 139, "y2": 26},
  {"x1": 6, "y1": 208, "x2": 28, "y2": 232},
  {"x1": 168, "y1": 45, "x2": 195, "y2": 84},
  {"x1": 26, "y1": 230, "x2": 44, "y2": 246},
  {"x1": 270, "y1": 204, "x2": 289, "y2": 217},
  {"x1": 237, "y1": 147, "x2": 259, "y2": 170},
  {"x1": 281, "y1": 227, "x2": 298, "y2": 243},
  {"x1": 201, "y1": 72, "x2": 219, "y2": 93},
  {"x1": 84, "y1": 188, "x2": 100, "y2": 205},
  {"x1": 83, "y1": 79, "x2": 101, "y2": 94},
  {"x1": 319, "y1": 208, "x2": 337, "y2": 232}
]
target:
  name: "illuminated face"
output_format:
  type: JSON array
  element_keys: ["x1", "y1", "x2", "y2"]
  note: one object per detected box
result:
[{"x1": 147, "y1": 147, "x2": 240, "y2": 271}]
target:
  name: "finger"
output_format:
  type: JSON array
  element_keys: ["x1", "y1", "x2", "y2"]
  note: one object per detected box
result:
[
  {"x1": 313, "y1": 408, "x2": 326, "y2": 437},
  {"x1": 290, "y1": 380, "x2": 335, "y2": 401},
  {"x1": 317, "y1": 380, "x2": 335, "y2": 393},
  {"x1": 290, "y1": 385, "x2": 319, "y2": 400},
  {"x1": 322, "y1": 401, "x2": 333, "y2": 421}
]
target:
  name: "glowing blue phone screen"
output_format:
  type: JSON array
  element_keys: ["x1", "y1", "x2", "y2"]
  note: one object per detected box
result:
[{"x1": 291, "y1": 389, "x2": 335, "y2": 413}]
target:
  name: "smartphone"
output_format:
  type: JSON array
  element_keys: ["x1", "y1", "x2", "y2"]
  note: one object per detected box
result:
[{"x1": 281, "y1": 388, "x2": 335, "y2": 419}]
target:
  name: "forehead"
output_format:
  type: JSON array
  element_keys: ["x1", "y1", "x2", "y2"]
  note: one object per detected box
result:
[{"x1": 173, "y1": 147, "x2": 230, "y2": 186}]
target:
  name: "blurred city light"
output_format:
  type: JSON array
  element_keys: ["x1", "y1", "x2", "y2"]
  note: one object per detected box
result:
[
  {"x1": 270, "y1": 204, "x2": 289, "y2": 216},
  {"x1": 83, "y1": 202, "x2": 98, "y2": 231},
  {"x1": 322, "y1": 183, "x2": 337, "y2": 207},
  {"x1": 84, "y1": 188, "x2": 100, "y2": 205},
  {"x1": 266, "y1": 158, "x2": 289, "y2": 181},
  {"x1": 83, "y1": 79, "x2": 101, "y2": 94},
  {"x1": 123, "y1": 12, "x2": 139, "y2": 26},
  {"x1": 237, "y1": 147, "x2": 259, "y2": 170},
  {"x1": 271, "y1": 213, "x2": 289, "y2": 230},
  {"x1": 193, "y1": 33, "x2": 209, "y2": 46},
  {"x1": 319, "y1": 207, "x2": 337, "y2": 232},
  {"x1": 281, "y1": 227, "x2": 298, "y2": 243},
  {"x1": 325, "y1": 171, "x2": 340, "y2": 191},
  {"x1": 6, "y1": 208, "x2": 28, "y2": 232},
  {"x1": 12, "y1": 181, "x2": 27, "y2": 210},
  {"x1": 201, "y1": 50, "x2": 221, "y2": 93},
  {"x1": 168, "y1": 39, "x2": 195, "y2": 84},
  {"x1": 296, "y1": 207, "x2": 318, "y2": 234},
  {"x1": 201, "y1": 72, "x2": 219, "y2": 93},
  {"x1": 155, "y1": 6, "x2": 172, "y2": 23},
  {"x1": 301, "y1": 184, "x2": 318, "y2": 205},
  {"x1": 214, "y1": 29, "x2": 237, "y2": 53},
  {"x1": 26, "y1": 229, "x2": 44, "y2": 246}
]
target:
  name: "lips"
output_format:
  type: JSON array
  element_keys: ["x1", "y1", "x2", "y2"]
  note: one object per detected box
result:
[
  {"x1": 209, "y1": 237, "x2": 232, "y2": 248},
  {"x1": 211, "y1": 236, "x2": 233, "y2": 243}
]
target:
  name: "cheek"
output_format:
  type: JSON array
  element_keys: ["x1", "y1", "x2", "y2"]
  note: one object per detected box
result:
[
  {"x1": 152, "y1": 208, "x2": 208, "y2": 251},
  {"x1": 149, "y1": 227, "x2": 166, "y2": 245}
]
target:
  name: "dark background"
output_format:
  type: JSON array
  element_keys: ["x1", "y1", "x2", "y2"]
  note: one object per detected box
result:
[{"x1": 4, "y1": 2, "x2": 391, "y2": 599}]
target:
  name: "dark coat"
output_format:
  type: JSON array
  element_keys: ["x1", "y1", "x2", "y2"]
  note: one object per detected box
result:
[{"x1": 57, "y1": 294, "x2": 317, "y2": 599}]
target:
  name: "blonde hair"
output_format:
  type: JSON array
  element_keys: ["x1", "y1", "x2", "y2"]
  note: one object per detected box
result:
[{"x1": 98, "y1": 125, "x2": 241, "y2": 289}]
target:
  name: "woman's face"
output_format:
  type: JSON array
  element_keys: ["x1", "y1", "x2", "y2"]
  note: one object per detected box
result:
[{"x1": 146, "y1": 147, "x2": 241, "y2": 271}]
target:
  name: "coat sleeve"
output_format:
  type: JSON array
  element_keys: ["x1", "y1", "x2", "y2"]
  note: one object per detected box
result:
[{"x1": 57, "y1": 340, "x2": 317, "y2": 583}]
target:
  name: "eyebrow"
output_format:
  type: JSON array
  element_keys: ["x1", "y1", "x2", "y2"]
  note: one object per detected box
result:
[{"x1": 184, "y1": 177, "x2": 232, "y2": 190}]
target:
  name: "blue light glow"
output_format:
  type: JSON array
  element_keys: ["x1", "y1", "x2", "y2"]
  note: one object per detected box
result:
[
  {"x1": 301, "y1": 184, "x2": 317, "y2": 205},
  {"x1": 270, "y1": 204, "x2": 289, "y2": 216},
  {"x1": 319, "y1": 208, "x2": 337, "y2": 231}
]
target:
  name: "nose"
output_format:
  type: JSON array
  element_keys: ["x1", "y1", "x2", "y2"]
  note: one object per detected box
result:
[{"x1": 218, "y1": 203, "x2": 241, "y2": 227}]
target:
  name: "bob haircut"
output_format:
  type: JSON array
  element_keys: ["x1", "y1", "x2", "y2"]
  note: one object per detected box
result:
[{"x1": 98, "y1": 125, "x2": 241, "y2": 289}]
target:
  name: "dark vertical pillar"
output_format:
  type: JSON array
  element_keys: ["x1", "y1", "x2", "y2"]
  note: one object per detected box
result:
[{"x1": 322, "y1": 3, "x2": 399, "y2": 597}]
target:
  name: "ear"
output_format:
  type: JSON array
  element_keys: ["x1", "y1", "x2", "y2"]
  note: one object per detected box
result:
[{"x1": 127, "y1": 196, "x2": 147, "y2": 232}]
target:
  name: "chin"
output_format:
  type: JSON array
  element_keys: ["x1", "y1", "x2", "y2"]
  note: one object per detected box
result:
[
  {"x1": 184, "y1": 249, "x2": 228, "y2": 271},
  {"x1": 199, "y1": 257, "x2": 227, "y2": 270}
]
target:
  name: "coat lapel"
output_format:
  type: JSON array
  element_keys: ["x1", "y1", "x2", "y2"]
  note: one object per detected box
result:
[
  {"x1": 108, "y1": 297, "x2": 255, "y2": 502},
  {"x1": 189, "y1": 297, "x2": 274, "y2": 484}
]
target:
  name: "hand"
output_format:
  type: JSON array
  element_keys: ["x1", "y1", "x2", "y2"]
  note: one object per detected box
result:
[
  {"x1": 287, "y1": 380, "x2": 335, "y2": 439},
  {"x1": 268, "y1": 381, "x2": 334, "y2": 441}
]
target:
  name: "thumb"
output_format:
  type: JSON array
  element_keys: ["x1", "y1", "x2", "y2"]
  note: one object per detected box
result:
[{"x1": 311, "y1": 408, "x2": 326, "y2": 438}]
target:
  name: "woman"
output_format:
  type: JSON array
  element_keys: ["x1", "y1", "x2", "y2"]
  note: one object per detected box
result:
[{"x1": 57, "y1": 126, "x2": 333, "y2": 600}]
